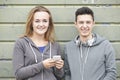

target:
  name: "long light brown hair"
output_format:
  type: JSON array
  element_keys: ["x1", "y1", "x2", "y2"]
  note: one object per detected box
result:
[{"x1": 23, "y1": 6, "x2": 55, "y2": 43}]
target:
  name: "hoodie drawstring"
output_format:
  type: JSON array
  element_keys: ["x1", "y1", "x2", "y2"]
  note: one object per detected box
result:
[
  {"x1": 29, "y1": 42, "x2": 52, "y2": 63},
  {"x1": 29, "y1": 43, "x2": 38, "y2": 63},
  {"x1": 50, "y1": 42, "x2": 52, "y2": 59}
]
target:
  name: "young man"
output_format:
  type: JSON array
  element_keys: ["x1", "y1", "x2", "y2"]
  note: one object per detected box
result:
[{"x1": 64, "y1": 7, "x2": 117, "y2": 80}]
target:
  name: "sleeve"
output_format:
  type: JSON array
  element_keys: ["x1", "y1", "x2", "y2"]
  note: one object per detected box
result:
[
  {"x1": 103, "y1": 42, "x2": 117, "y2": 80},
  {"x1": 12, "y1": 39, "x2": 44, "y2": 79},
  {"x1": 53, "y1": 42, "x2": 64, "y2": 79},
  {"x1": 63, "y1": 45, "x2": 71, "y2": 80}
]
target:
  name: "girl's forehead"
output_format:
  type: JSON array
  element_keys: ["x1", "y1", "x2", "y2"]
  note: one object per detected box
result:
[{"x1": 34, "y1": 12, "x2": 50, "y2": 19}]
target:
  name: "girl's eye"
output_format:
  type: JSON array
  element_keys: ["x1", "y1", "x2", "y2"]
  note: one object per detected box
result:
[
  {"x1": 43, "y1": 20, "x2": 48, "y2": 23},
  {"x1": 34, "y1": 19, "x2": 49, "y2": 23},
  {"x1": 34, "y1": 20, "x2": 40, "y2": 23},
  {"x1": 35, "y1": 20, "x2": 39, "y2": 22}
]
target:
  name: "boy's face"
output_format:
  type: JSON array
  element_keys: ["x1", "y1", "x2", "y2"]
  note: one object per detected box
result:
[{"x1": 75, "y1": 14, "x2": 95, "y2": 38}]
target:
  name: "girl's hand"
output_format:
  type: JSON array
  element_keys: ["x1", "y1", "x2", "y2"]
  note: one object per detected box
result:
[
  {"x1": 55, "y1": 59, "x2": 64, "y2": 69},
  {"x1": 42, "y1": 58, "x2": 55, "y2": 69}
]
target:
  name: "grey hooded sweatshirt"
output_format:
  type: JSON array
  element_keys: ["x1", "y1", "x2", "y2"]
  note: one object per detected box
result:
[
  {"x1": 64, "y1": 33, "x2": 117, "y2": 80},
  {"x1": 13, "y1": 37, "x2": 64, "y2": 80}
]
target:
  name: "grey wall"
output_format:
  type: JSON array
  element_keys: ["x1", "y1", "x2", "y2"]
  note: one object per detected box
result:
[{"x1": 0, "y1": 0, "x2": 120, "y2": 80}]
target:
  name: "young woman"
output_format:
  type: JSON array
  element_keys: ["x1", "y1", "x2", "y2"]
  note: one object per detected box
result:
[{"x1": 13, "y1": 6, "x2": 64, "y2": 80}]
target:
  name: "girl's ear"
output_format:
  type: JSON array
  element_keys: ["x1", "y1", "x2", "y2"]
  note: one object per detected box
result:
[{"x1": 93, "y1": 21, "x2": 95, "y2": 28}]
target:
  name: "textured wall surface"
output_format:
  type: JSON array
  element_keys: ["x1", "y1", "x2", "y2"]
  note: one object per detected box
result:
[{"x1": 0, "y1": 0, "x2": 120, "y2": 80}]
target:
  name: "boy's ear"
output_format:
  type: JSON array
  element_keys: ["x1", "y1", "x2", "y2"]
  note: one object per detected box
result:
[{"x1": 74, "y1": 21, "x2": 77, "y2": 28}]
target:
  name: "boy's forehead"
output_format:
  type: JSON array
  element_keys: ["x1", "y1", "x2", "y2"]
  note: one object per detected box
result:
[{"x1": 77, "y1": 15, "x2": 93, "y2": 19}]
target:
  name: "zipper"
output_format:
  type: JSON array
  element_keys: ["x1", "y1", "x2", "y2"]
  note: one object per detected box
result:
[
  {"x1": 79, "y1": 43, "x2": 90, "y2": 80},
  {"x1": 29, "y1": 42, "x2": 52, "y2": 80},
  {"x1": 42, "y1": 53, "x2": 43, "y2": 80}
]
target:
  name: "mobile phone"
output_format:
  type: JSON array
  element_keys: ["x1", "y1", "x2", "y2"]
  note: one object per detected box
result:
[{"x1": 53, "y1": 55, "x2": 61, "y2": 61}]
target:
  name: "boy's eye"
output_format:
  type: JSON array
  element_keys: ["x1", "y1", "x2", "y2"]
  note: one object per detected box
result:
[
  {"x1": 77, "y1": 21, "x2": 92, "y2": 24},
  {"x1": 78, "y1": 21, "x2": 84, "y2": 24},
  {"x1": 86, "y1": 21, "x2": 91, "y2": 24}
]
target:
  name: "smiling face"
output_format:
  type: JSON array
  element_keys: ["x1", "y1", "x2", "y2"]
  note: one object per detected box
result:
[
  {"x1": 32, "y1": 11, "x2": 49, "y2": 36},
  {"x1": 75, "y1": 14, "x2": 95, "y2": 39}
]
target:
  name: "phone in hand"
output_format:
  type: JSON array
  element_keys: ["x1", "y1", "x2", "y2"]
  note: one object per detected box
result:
[{"x1": 53, "y1": 55, "x2": 61, "y2": 61}]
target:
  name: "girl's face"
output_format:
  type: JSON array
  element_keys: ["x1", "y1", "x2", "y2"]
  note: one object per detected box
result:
[{"x1": 32, "y1": 11, "x2": 49, "y2": 36}]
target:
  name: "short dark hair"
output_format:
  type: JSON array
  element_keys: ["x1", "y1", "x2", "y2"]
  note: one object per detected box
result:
[{"x1": 75, "y1": 7, "x2": 94, "y2": 21}]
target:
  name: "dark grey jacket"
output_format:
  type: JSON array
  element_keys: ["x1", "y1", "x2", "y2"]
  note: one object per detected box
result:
[
  {"x1": 64, "y1": 33, "x2": 117, "y2": 80},
  {"x1": 13, "y1": 37, "x2": 64, "y2": 80}
]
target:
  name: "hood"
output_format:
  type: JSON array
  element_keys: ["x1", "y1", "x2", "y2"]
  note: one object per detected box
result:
[
  {"x1": 22, "y1": 36, "x2": 38, "y2": 63},
  {"x1": 73, "y1": 33, "x2": 106, "y2": 80},
  {"x1": 23, "y1": 36, "x2": 35, "y2": 45},
  {"x1": 22, "y1": 36, "x2": 52, "y2": 63},
  {"x1": 74, "y1": 33, "x2": 106, "y2": 47}
]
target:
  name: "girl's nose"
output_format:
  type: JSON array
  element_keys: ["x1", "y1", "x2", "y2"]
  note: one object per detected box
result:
[{"x1": 39, "y1": 22, "x2": 43, "y2": 26}]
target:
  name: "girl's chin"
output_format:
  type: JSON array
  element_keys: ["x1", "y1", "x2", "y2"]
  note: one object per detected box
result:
[{"x1": 35, "y1": 32, "x2": 45, "y2": 35}]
